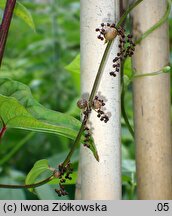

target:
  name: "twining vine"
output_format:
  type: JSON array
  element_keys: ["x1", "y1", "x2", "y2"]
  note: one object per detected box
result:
[{"x1": 0, "y1": 0, "x2": 170, "y2": 196}]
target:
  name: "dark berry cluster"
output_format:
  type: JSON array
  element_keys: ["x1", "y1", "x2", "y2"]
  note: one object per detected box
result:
[
  {"x1": 95, "y1": 23, "x2": 135, "y2": 78},
  {"x1": 110, "y1": 29, "x2": 135, "y2": 77},
  {"x1": 54, "y1": 162, "x2": 73, "y2": 196},
  {"x1": 117, "y1": 28, "x2": 135, "y2": 58},
  {"x1": 77, "y1": 98, "x2": 92, "y2": 149},
  {"x1": 92, "y1": 96, "x2": 109, "y2": 123},
  {"x1": 110, "y1": 59, "x2": 120, "y2": 77},
  {"x1": 77, "y1": 96, "x2": 110, "y2": 148},
  {"x1": 83, "y1": 126, "x2": 91, "y2": 148},
  {"x1": 55, "y1": 184, "x2": 68, "y2": 196},
  {"x1": 77, "y1": 98, "x2": 87, "y2": 109}
]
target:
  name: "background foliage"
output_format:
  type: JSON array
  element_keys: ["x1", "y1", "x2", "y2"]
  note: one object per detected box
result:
[{"x1": 0, "y1": 0, "x2": 171, "y2": 200}]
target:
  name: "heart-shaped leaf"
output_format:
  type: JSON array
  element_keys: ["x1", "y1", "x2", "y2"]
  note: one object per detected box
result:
[
  {"x1": 25, "y1": 159, "x2": 51, "y2": 192},
  {"x1": 0, "y1": 78, "x2": 99, "y2": 161},
  {"x1": 0, "y1": 78, "x2": 81, "y2": 140}
]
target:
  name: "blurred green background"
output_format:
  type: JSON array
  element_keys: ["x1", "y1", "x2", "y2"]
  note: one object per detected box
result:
[{"x1": 0, "y1": 0, "x2": 171, "y2": 200}]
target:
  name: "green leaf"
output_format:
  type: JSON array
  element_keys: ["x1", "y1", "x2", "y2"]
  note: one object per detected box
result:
[
  {"x1": 25, "y1": 159, "x2": 49, "y2": 191},
  {"x1": 65, "y1": 54, "x2": 80, "y2": 93},
  {"x1": 0, "y1": 78, "x2": 81, "y2": 140},
  {"x1": 0, "y1": 0, "x2": 35, "y2": 31},
  {"x1": 0, "y1": 78, "x2": 99, "y2": 161},
  {"x1": 124, "y1": 58, "x2": 132, "y2": 79},
  {"x1": 89, "y1": 139, "x2": 99, "y2": 161},
  {"x1": 123, "y1": 75, "x2": 131, "y2": 88},
  {"x1": 122, "y1": 175, "x2": 132, "y2": 183},
  {"x1": 66, "y1": 97, "x2": 80, "y2": 117}
]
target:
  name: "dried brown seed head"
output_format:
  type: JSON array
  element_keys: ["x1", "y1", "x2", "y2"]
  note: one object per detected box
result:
[
  {"x1": 77, "y1": 98, "x2": 87, "y2": 109},
  {"x1": 92, "y1": 99, "x2": 103, "y2": 109}
]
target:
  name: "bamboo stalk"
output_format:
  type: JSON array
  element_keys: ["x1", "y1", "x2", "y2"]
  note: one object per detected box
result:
[
  {"x1": 132, "y1": 0, "x2": 172, "y2": 199},
  {"x1": 79, "y1": 0, "x2": 121, "y2": 200}
]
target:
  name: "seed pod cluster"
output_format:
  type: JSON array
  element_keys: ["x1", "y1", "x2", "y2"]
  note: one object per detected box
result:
[
  {"x1": 77, "y1": 98, "x2": 92, "y2": 149},
  {"x1": 77, "y1": 98, "x2": 88, "y2": 109},
  {"x1": 110, "y1": 27, "x2": 135, "y2": 77},
  {"x1": 83, "y1": 126, "x2": 91, "y2": 148},
  {"x1": 55, "y1": 183, "x2": 69, "y2": 196},
  {"x1": 92, "y1": 96, "x2": 109, "y2": 123},
  {"x1": 55, "y1": 162, "x2": 73, "y2": 196},
  {"x1": 77, "y1": 96, "x2": 110, "y2": 149},
  {"x1": 95, "y1": 23, "x2": 135, "y2": 77},
  {"x1": 95, "y1": 22, "x2": 118, "y2": 42},
  {"x1": 117, "y1": 27, "x2": 135, "y2": 58}
]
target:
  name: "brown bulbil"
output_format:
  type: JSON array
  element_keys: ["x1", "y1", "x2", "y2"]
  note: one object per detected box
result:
[
  {"x1": 92, "y1": 99, "x2": 103, "y2": 109},
  {"x1": 95, "y1": 22, "x2": 118, "y2": 42},
  {"x1": 77, "y1": 98, "x2": 87, "y2": 109},
  {"x1": 104, "y1": 27, "x2": 118, "y2": 41}
]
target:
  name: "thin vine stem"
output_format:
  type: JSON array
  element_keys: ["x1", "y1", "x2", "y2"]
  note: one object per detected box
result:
[
  {"x1": 66, "y1": 0, "x2": 170, "y2": 157},
  {"x1": 61, "y1": 0, "x2": 144, "y2": 168},
  {"x1": 135, "y1": 0, "x2": 171, "y2": 45},
  {"x1": 132, "y1": 66, "x2": 171, "y2": 79},
  {"x1": 89, "y1": 41, "x2": 112, "y2": 102},
  {"x1": 0, "y1": 174, "x2": 54, "y2": 189},
  {"x1": 121, "y1": 83, "x2": 134, "y2": 138},
  {"x1": 121, "y1": 65, "x2": 171, "y2": 139},
  {"x1": 62, "y1": 121, "x2": 86, "y2": 167},
  {"x1": 121, "y1": 60, "x2": 135, "y2": 138},
  {"x1": 116, "y1": 0, "x2": 143, "y2": 28},
  {"x1": 121, "y1": 0, "x2": 171, "y2": 138}
]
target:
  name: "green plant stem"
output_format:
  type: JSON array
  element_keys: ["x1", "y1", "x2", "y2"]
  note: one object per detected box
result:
[
  {"x1": 122, "y1": 65, "x2": 170, "y2": 138},
  {"x1": 89, "y1": 0, "x2": 144, "y2": 103},
  {"x1": 61, "y1": 0, "x2": 144, "y2": 168},
  {"x1": 62, "y1": 121, "x2": 85, "y2": 167},
  {"x1": 89, "y1": 41, "x2": 112, "y2": 102},
  {"x1": 121, "y1": 61, "x2": 134, "y2": 138},
  {"x1": 132, "y1": 66, "x2": 171, "y2": 79},
  {"x1": 0, "y1": 132, "x2": 35, "y2": 165},
  {"x1": 0, "y1": 116, "x2": 6, "y2": 140},
  {"x1": 121, "y1": 83, "x2": 134, "y2": 138},
  {"x1": 0, "y1": 174, "x2": 54, "y2": 189},
  {"x1": 121, "y1": 0, "x2": 170, "y2": 138},
  {"x1": 117, "y1": 0, "x2": 143, "y2": 28},
  {"x1": 135, "y1": 0, "x2": 171, "y2": 44}
]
